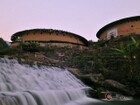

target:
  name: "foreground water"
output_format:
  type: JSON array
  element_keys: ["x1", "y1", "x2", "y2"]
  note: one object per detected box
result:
[
  {"x1": 0, "y1": 58, "x2": 139, "y2": 105},
  {"x1": 0, "y1": 58, "x2": 104, "y2": 105},
  {"x1": 80, "y1": 98, "x2": 140, "y2": 105}
]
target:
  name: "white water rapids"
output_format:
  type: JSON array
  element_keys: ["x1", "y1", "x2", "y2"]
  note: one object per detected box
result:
[{"x1": 0, "y1": 58, "x2": 101, "y2": 105}]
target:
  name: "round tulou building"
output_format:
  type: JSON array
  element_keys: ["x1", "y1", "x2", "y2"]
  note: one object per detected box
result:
[
  {"x1": 11, "y1": 29, "x2": 88, "y2": 48},
  {"x1": 96, "y1": 16, "x2": 140, "y2": 40}
]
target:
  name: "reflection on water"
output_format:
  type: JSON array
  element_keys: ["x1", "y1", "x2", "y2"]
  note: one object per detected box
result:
[
  {"x1": 108, "y1": 98, "x2": 140, "y2": 105},
  {"x1": 83, "y1": 98, "x2": 140, "y2": 105}
]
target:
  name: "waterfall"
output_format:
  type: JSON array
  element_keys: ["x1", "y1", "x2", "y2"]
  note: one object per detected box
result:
[{"x1": 0, "y1": 58, "x2": 100, "y2": 105}]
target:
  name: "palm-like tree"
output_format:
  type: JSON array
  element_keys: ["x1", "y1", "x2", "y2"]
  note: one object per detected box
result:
[{"x1": 112, "y1": 37, "x2": 140, "y2": 78}]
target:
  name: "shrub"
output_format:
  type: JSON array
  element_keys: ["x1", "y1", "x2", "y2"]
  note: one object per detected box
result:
[
  {"x1": 0, "y1": 48, "x2": 23, "y2": 55},
  {"x1": 0, "y1": 38, "x2": 9, "y2": 49},
  {"x1": 19, "y1": 41, "x2": 41, "y2": 52}
]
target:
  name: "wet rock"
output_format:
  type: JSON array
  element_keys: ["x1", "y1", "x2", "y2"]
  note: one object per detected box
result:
[
  {"x1": 78, "y1": 73, "x2": 104, "y2": 87},
  {"x1": 102, "y1": 80, "x2": 136, "y2": 96},
  {"x1": 87, "y1": 89, "x2": 99, "y2": 98},
  {"x1": 78, "y1": 74, "x2": 93, "y2": 86},
  {"x1": 90, "y1": 73, "x2": 104, "y2": 83},
  {"x1": 4, "y1": 55, "x2": 15, "y2": 59},
  {"x1": 66, "y1": 68, "x2": 81, "y2": 77}
]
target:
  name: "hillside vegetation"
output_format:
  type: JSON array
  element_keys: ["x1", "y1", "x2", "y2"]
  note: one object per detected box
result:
[{"x1": 0, "y1": 35, "x2": 140, "y2": 97}]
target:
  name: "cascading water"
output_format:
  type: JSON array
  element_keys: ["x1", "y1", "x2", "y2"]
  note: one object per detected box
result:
[{"x1": 0, "y1": 58, "x2": 101, "y2": 105}]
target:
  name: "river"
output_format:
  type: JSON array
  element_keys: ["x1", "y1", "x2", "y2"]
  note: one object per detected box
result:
[
  {"x1": 83, "y1": 98, "x2": 140, "y2": 105},
  {"x1": 0, "y1": 58, "x2": 139, "y2": 105}
]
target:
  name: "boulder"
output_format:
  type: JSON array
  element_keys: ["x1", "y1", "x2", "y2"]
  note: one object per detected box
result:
[
  {"x1": 102, "y1": 80, "x2": 136, "y2": 96},
  {"x1": 66, "y1": 68, "x2": 81, "y2": 77},
  {"x1": 78, "y1": 73, "x2": 104, "y2": 87},
  {"x1": 90, "y1": 73, "x2": 104, "y2": 83}
]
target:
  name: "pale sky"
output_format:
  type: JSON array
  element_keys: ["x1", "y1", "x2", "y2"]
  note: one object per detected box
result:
[{"x1": 0, "y1": 0, "x2": 140, "y2": 42}]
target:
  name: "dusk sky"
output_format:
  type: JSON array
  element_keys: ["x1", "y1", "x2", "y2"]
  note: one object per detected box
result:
[{"x1": 0, "y1": 0, "x2": 140, "y2": 42}]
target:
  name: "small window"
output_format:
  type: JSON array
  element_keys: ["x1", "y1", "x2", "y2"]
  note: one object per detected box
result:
[{"x1": 131, "y1": 25, "x2": 134, "y2": 27}]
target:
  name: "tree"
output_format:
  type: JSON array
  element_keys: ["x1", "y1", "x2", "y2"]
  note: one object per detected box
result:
[
  {"x1": 112, "y1": 37, "x2": 140, "y2": 78},
  {"x1": 0, "y1": 38, "x2": 9, "y2": 49}
]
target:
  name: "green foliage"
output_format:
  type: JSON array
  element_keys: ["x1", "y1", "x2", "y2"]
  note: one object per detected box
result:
[
  {"x1": 111, "y1": 36, "x2": 140, "y2": 85},
  {"x1": 112, "y1": 37, "x2": 140, "y2": 58},
  {"x1": 75, "y1": 54, "x2": 104, "y2": 74},
  {"x1": 0, "y1": 48, "x2": 23, "y2": 56},
  {"x1": 0, "y1": 38, "x2": 9, "y2": 49},
  {"x1": 88, "y1": 40, "x2": 94, "y2": 47},
  {"x1": 63, "y1": 46, "x2": 71, "y2": 50},
  {"x1": 113, "y1": 43, "x2": 125, "y2": 56},
  {"x1": 19, "y1": 41, "x2": 41, "y2": 52},
  {"x1": 42, "y1": 46, "x2": 55, "y2": 54},
  {"x1": 0, "y1": 38, "x2": 10, "y2": 57},
  {"x1": 97, "y1": 40, "x2": 109, "y2": 47}
]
